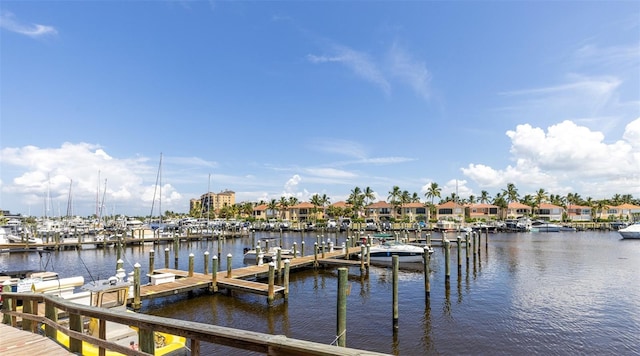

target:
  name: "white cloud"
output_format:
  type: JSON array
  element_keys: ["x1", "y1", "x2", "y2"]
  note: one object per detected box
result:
[
  {"x1": 0, "y1": 11, "x2": 58, "y2": 38},
  {"x1": 307, "y1": 45, "x2": 390, "y2": 95},
  {"x1": 0, "y1": 143, "x2": 183, "y2": 215},
  {"x1": 462, "y1": 118, "x2": 640, "y2": 198},
  {"x1": 388, "y1": 43, "x2": 431, "y2": 100},
  {"x1": 305, "y1": 168, "x2": 357, "y2": 179},
  {"x1": 284, "y1": 174, "x2": 301, "y2": 193}
]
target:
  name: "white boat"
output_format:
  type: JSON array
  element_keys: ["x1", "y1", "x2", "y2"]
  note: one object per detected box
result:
[
  {"x1": 243, "y1": 240, "x2": 299, "y2": 264},
  {"x1": 531, "y1": 220, "x2": 561, "y2": 232},
  {"x1": 618, "y1": 222, "x2": 640, "y2": 239},
  {"x1": 49, "y1": 278, "x2": 187, "y2": 356},
  {"x1": 361, "y1": 241, "x2": 428, "y2": 263}
]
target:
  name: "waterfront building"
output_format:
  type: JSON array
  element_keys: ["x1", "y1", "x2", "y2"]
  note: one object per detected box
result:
[
  {"x1": 506, "y1": 202, "x2": 533, "y2": 219},
  {"x1": 466, "y1": 203, "x2": 501, "y2": 221},
  {"x1": 534, "y1": 203, "x2": 563, "y2": 221},
  {"x1": 601, "y1": 203, "x2": 640, "y2": 221},
  {"x1": 566, "y1": 204, "x2": 593, "y2": 221}
]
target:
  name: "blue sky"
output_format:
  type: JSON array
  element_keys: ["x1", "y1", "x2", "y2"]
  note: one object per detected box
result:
[{"x1": 1, "y1": 1, "x2": 639, "y2": 217}]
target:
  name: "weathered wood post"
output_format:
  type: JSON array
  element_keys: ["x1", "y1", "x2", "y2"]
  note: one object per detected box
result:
[
  {"x1": 366, "y1": 244, "x2": 371, "y2": 268},
  {"x1": 423, "y1": 246, "x2": 431, "y2": 301},
  {"x1": 255, "y1": 244, "x2": 262, "y2": 266},
  {"x1": 251, "y1": 229, "x2": 255, "y2": 249},
  {"x1": 164, "y1": 247, "x2": 170, "y2": 269},
  {"x1": 301, "y1": 240, "x2": 305, "y2": 257},
  {"x1": 2, "y1": 284, "x2": 13, "y2": 325},
  {"x1": 314, "y1": 242, "x2": 319, "y2": 267},
  {"x1": 133, "y1": 263, "x2": 141, "y2": 310},
  {"x1": 283, "y1": 259, "x2": 290, "y2": 301},
  {"x1": 116, "y1": 259, "x2": 123, "y2": 274},
  {"x1": 465, "y1": 233, "x2": 471, "y2": 263},
  {"x1": 321, "y1": 241, "x2": 326, "y2": 258},
  {"x1": 392, "y1": 255, "x2": 399, "y2": 330},
  {"x1": 267, "y1": 262, "x2": 276, "y2": 304},
  {"x1": 21, "y1": 298, "x2": 33, "y2": 332},
  {"x1": 204, "y1": 251, "x2": 209, "y2": 275},
  {"x1": 211, "y1": 255, "x2": 218, "y2": 292},
  {"x1": 217, "y1": 237, "x2": 222, "y2": 261},
  {"x1": 444, "y1": 239, "x2": 451, "y2": 283},
  {"x1": 174, "y1": 237, "x2": 179, "y2": 269},
  {"x1": 276, "y1": 248, "x2": 282, "y2": 274},
  {"x1": 457, "y1": 236, "x2": 462, "y2": 275},
  {"x1": 226, "y1": 253, "x2": 233, "y2": 278},
  {"x1": 69, "y1": 311, "x2": 83, "y2": 353},
  {"x1": 139, "y1": 328, "x2": 154, "y2": 354},
  {"x1": 292, "y1": 242, "x2": 297, "y2": 259},
  {"x1": 337, "y1": 267, "x2": 348, "y2": 347},
  {"x1": 148, "y1": 250, "x2": 155, "y2": 280},
  {"x1": 45, "y1": 299, "x2": 58, "y2": 338},
  {"x1": 188, "y1": 253, "x2": 195, "y2": 277}
]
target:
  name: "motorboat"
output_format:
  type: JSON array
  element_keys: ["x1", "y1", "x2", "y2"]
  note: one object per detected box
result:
[
  {"x1": 618, "y1": 222, "x2": 640, "y2": 239},
  {"x1": 49, "y1": 277, "x2": 186, "y2": 355},
  {"x1": 530, "y1": 220, "x2": 561, "y2": 232},
  {"x1": 360, "y1": 241, "x2": 429, "y2": 263},
  {"x1": 243, "y1": 239, "x2": 299, "y2": 264}
]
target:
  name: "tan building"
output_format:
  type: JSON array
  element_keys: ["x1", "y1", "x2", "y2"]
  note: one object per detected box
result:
[
  {"x1": 506, "y1": 202, "x2": 533, "y2": 219},
  {"x1": 566, "y1": 204, "x2": 593, "y2": 222},
  {"x1": 436, "y1": 201, "x2": 464, "y2": 222},
  {"x1": 466, "y1": 203, "x2": 500, "y2": 221},
  {"x1": 198, "y1": 190, "x2": 236, "y2": 215},
  {"x1": 601, "y1": 203, "x2": 640, "y2": 221}
]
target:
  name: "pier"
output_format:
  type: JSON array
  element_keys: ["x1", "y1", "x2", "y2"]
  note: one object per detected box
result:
[{"x1": 134, "y1": 246, "x2": 366, "y2": 304}]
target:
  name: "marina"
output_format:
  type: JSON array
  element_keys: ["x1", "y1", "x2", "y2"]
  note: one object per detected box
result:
[{"x1": 2, "y1": 230, "x2": 640, "y2": 355}]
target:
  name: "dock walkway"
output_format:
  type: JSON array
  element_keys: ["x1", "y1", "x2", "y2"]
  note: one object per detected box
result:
[
  {"x1": 136, "y1": 246, "x2": 365, "y2": 302},
  {"x1": 0, "y1": 323, "x2": 73, "y2": 356}
]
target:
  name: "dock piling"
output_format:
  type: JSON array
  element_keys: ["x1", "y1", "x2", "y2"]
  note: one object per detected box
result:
[
  {"x1": 204, "y1": 251, "x2": 209, "y2": 275},
  {"x1": 392, "y1": 255, "x2": 399, "y2": 331},
  {"x1": 226, "y1": 254, "x2": 233, "y2": 278},
  {"x1": 337, "y1": 267, "x2": 348, "y2": 347},
  {"x1": 164, "y1": 248, "x2": 170, "y2": 269},
  {"x1": 211, "y1": 255, "x2": 218, "y2": 292},
  {"x1": 133, "y1": 263, "x2": 141, "y2": 310},
  {"x1": 188, "y1": 253, "x2": 194, "y2": 277}
]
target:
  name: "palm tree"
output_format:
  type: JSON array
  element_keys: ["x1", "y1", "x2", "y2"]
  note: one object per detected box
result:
[
  {"x1": 388, "y1": 186, "x2": 402, "y2": 219},
  {"x1": 534, "y1": 188, "x2": 548, "y2": 218},
  {"x1": 480, "y1": 190, "x2": 491, "y2": 204},
  {"x1": 363, "y1": 186, "x2": 375, "y2": 215},
  {"x1": 310, "y1": 194, "x2": 322, "y2": 223},
  {"x1": 267, "y1": 199, "x2": 278, "y2": 220},
  {"x1": 278, "y1": 196, "x2": 290, "y2": 220},
  {"x1": 424, "y1": 182, "x2": 441, "y2": 221},
  {"x1": 347, "y1": 186, "x2": 364, "y2": 218},
  {"x1": 425, "y1": 182, "x2": 441, "y2": 206},
  {"x1": 502, "y1": 183, "x2": 520, "y2": 203},
  {"x1": 493, "y1": 192, "x2": 508, "y2": 219}
]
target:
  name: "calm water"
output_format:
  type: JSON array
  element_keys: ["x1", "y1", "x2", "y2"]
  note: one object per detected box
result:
[{"x1": 2, "y1": 230, "x2": 639, "y2": 355}]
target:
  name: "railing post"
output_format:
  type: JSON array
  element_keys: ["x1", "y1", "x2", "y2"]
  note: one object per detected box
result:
[
  {"x1": 45, "y1": 299, "x2": 58, "y2": 338},
  {"x1": 69, "y1": 312, "x2": 83, "y2": 354},
  {"x1": 139, "y1": 328, "x2": 154, "y2": 354},
  {"x1": 21, "y1": 297, "x2": 33, "y2": 332}
]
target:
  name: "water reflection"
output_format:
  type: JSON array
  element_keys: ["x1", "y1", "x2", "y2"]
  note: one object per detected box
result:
[{"x1": 2, "y1": 231, "x2": 639, "y2": 355}]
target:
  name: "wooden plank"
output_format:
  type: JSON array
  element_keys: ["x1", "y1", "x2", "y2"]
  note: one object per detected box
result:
[{"x1": 0, "y1": 323, "x2": 74, "y2": 356}]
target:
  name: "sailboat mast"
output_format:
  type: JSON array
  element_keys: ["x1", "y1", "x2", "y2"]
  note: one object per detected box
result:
[{"x1": 66, "y1": 179, "x2": 73, "y2": 217}]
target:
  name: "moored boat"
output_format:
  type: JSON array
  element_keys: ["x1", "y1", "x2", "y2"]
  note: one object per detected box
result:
[
  {"x1": 618, "y1": 222, "x2": 640, "y2": 239},
  {"x1": 360, "y1": 241, "x2": 429, "y2": 263},
  {"x1": 49, "y1": 278, "x2": 187, "y2": 355}
]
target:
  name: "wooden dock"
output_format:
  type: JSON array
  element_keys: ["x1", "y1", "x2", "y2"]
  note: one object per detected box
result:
[
  {"x1": 0, "y1": 323, "x2": 73, "y2": 356},
  {"x1": 134, "y1": 246, "x2": 366, "y2": 303}
]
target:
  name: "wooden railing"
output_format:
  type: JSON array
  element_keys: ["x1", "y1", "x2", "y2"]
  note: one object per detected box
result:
[{"x1": 1, "y1": 292, "x2": 387, "y2": 356}]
